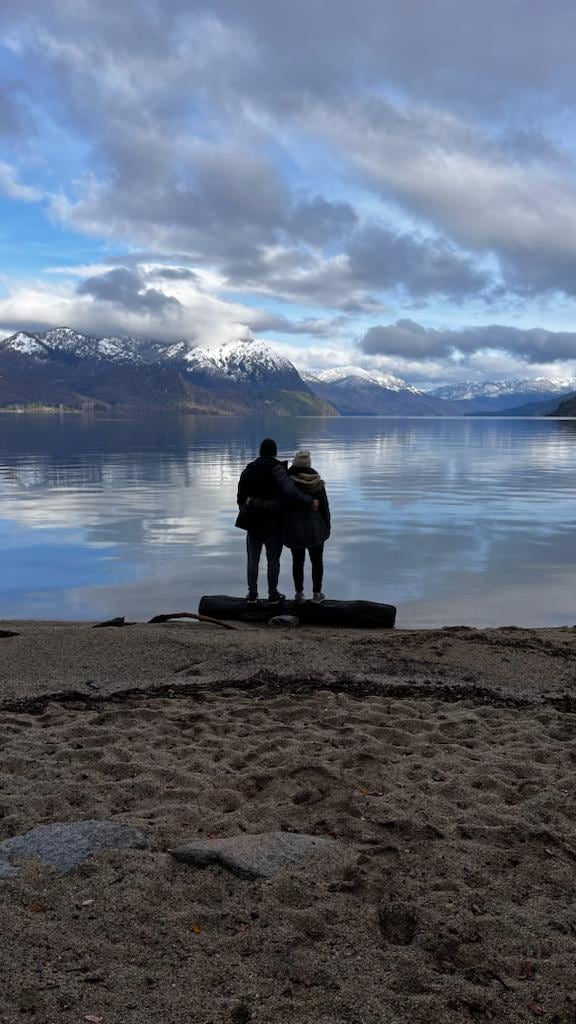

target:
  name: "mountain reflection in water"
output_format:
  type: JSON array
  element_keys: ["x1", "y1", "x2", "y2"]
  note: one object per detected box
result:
[{"x1": 0, "y1": 415, "x2": 575, "y2": 627}]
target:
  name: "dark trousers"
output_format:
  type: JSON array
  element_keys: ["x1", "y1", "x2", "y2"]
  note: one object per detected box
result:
[
  {"x1": 246, "y1": 532, "x2": 282, "y2": 595},
  {"x1": 291, "y1": 544, "x2": 324, "y2": 593}
]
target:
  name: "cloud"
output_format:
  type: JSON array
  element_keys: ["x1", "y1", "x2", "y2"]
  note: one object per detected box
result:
[
  {"x1": 264, "y1": 338, "x2": 359, "y2": 374},
  {"x1": 347, "y1": 224, "x2": 490, "y2": 300},
  {"x1": 48, "y1": 143, "x2": 289, "y2": 258},
  {"x1": 77, "y1": 267, "x2": 182, "y2": 315},
  {"x1": 2, "y1": 1, "x2": 501, "y2": 308},
  {"x1": 0, "y1": 267, "x2": 266, "y2": 346},
  {"x1": 0, "y1": 162, "x2": 44, "y2": 202},
  {"x1": 287, "y1": 195, "x2": 357, "y2": 246},
  {"x1": 151, "y1": 267, "x2": 199, "y2": 282},
  {"x1": 360, "y1": 319, "x2": 576, "y2": 364},
  {"x1": 197, "y1": 0, "x2": 576, "y2": 115},
  {"x1": 218, "y1": 222, "x2": 491, "y2": 306},
  {"x1": 5, "y1": 0, "x2": 576, "y2": 117},
  {"x1": 250, "y1": 311, "x2": 354, "y2": 339},
  {"x1": 4, "y1": 0, "x2": 576, "y2": 337},
  {"x1": 309, "y1": 97, "x2": 576, "y2": 296}
]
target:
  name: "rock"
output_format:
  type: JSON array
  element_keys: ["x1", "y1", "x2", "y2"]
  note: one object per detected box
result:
[
  {"x1": 231, "y1": 1001, "x2": 252, "y2": 1023},
  {"x1": 170, "y1": 831, "x2": 338, "y2": 880},
  {"x1": 267, "y1": 615, "x2": 300, "y2": 627},
  {"x1": 0, "y1": 820, "x2": 147, "y2": 878},
  {"x1": 377, "y1": 817, "x2": 444, "y2": 841},
  {"x1": 0, "y1": 854, "x2": 17, "y2": 879},
  {"x1": 377, "y1": 903, "x2": 417, "y2": 946},
  {"x1": 17, "y1": 987, "x2": 39, "y2": 1012}
]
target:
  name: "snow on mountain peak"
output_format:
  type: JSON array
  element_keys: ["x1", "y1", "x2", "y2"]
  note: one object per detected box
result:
[
  {"x1": 0, "y1": 332, "x2": 49, "y2": 358},
  {"x1": 430, "y1": 377, "x2": 576, "y2": 400},
  {"x1": 317, "y1": 365, "x2": 422, "y2": 394},
  {"x1": 42, "y1": 327, "x2": 100, "y2": 358},
  {"x1": 213, "y1": 339, "x2": 295, "y2": 376},
  {"x1": 4, "y1": 326, "x2": 572, "y2": 412},
  {"x1": 97, "y1": 335, "x2": 142, "y2": 361},
  {"x1": 184, "y1": 338, "x2": 302, "y2": 386},
  {"x1": 0, "y1": 328, "x2": 151, "y2": 364}
]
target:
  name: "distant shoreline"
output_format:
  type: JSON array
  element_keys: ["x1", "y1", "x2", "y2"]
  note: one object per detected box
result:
[{"x1": 0, "y1": 406, "x2": 574, "y2": 418}]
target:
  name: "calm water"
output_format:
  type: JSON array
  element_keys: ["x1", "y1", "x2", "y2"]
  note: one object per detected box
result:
[{"x1": 0, "y1": 414, "x2": 575, "y2": 627}]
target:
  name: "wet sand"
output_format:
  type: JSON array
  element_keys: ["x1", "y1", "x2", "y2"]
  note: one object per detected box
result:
[{"x1": 1, "y1": 619, "x2": 576, "y2": 1023}]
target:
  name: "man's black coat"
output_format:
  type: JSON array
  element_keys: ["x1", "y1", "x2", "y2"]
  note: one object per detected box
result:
[{"x1": 235, "y1": 456, "x2": 312, "y2": 538}]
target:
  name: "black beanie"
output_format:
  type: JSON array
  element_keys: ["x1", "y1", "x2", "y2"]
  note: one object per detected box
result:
[{"x1": 259, "y1": 438, "x2": 278, "y2": 457}]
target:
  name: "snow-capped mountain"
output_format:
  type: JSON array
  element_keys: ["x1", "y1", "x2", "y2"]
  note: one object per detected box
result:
[
  {"x1": 430, "y1": 377, "x2": 576, "y2": 401},
  {"x1": 305, "y1": 365, "x2": 457, "y2": 416},
  {"x1": 0, "y1": 328, "x2": 145, "y2": 363},
  {"x1": 0, "y1": 328, "x2": 331, "y2": 415},
  {"x1": 315, "y1": 365, "x2": 423, "y2": 395},
  {"x1": 1, "y1": 326, "x2": 574, "y2": 417},
  {"x1": 429, "y1": 377, "x2": 576, "y2": 413},
  {"x1": 0, "y1": 327, "x2": 315, "y2": 391},
  {"x1": 2, "y1": 332, "x2": 49, "y2": 358},
  {"x1": 182, "y1": 339, "x2": 306, "y2": 390}
]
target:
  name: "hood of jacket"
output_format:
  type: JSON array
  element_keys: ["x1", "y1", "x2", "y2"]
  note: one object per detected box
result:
[{"x1": 288, "y1": 468, "x2": 325, "y2": 492}]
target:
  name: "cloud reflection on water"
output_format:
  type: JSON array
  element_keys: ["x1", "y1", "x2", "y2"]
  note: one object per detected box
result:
[{"x1": 0, "y1": 415, "x2": 575, "y2": 626}]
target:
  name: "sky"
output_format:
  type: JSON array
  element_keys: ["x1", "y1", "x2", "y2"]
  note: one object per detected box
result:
[{"x1": 1, "y1": 0, "x2": 576, "y2": 386}]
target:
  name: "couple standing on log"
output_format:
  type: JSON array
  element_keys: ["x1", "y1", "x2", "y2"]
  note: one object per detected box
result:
[{"x1": 235, "y1": 437, "x2": 331, "y2": 606}]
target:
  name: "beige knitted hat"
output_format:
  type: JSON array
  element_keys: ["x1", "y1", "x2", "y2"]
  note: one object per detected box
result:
[{"x1": 292, "y1": 449, "x2": 312, "y2": 469}]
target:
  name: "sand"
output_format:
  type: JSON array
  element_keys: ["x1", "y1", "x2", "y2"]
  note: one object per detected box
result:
[{"x1": 1, "y1": 619, "x2": 576, "y2": 1023}]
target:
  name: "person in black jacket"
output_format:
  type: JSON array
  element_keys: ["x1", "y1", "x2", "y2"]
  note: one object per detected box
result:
[
  {"x1": 235, "y1": 438, "x2": 317, "y2": 604},
  {"x1": 284, "y1": 449, "x2": 331, "y2": 604}
]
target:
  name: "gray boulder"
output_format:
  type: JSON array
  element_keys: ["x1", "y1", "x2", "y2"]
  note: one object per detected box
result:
[
  {"x1": 170, "y1": 831, "x2": 338, "y2": 880},
  {"x1": 0, "y1": 820, "x2": 147, "y2": 878}
]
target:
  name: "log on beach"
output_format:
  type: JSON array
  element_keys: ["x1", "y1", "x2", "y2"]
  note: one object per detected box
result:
[{"x1": 198, "y1": 595, "x2": 396, "y2": 629}]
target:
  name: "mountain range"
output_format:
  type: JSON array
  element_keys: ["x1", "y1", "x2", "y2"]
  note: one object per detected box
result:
[
  {"x1": 303, "y1": 367, "x2": 459, "y2": 416},
  {"x1": 0, "y1": 327, "x2": 574, "y2": 416},
  {"x1": 429, "y1": 378, "x2": 576, "y2": 414},
  {"x1": 0, "y1": 329, "x2": 334, "y2": 416}
]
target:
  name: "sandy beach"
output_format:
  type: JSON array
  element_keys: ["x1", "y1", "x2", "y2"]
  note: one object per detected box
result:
[{"x1": 1, "y1": 618, "x2": 576, "y2": 1023}]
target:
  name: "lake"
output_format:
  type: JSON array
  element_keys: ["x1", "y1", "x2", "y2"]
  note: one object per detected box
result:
[{"x1": 0, "y1": 414, "x2": 575, "y2": 627}]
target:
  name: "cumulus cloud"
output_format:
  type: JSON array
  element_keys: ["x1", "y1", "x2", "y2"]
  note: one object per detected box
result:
[
  {"x1": 77, "y1": 267, "x2": 182, "y2": 316},
  {"x1": 5, "y1": 0, "x2": 576, "y2": 117},
  {"x1": 347, "y1": 224, "x2": 490, "y2": 300},
  {"x1": 218, "y1": 221, "x2": 491, "y2": 306},
  {"x1": 360, "y1": 319, "x2": 576, "y2": 364},
  {"x1": 286, "y1": 196, "x2": 358, "y2": 246},
  {"x1": 0, "y1": 268, "x2": 267, "y2": 346},
  {"x1": 308, "y1": 97, "x2": 576, "y2": 296},
  {"x1": 4, "y1": 0, "x2": 576, "y2": 359},
  {"x1": 151, "y1": 267, "x2": 199, "y2": 282},
  {"x1": 0, "y1": 0, "x2": 503, "y2": 307}
]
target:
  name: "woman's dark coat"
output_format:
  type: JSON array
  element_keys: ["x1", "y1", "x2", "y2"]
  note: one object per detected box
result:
[
  {"x1": 283, "y1": 466, "x2": 331, "y2": 549},
  {"x1": 235, "y1": 456, "x2": 312, "y2": 538}
]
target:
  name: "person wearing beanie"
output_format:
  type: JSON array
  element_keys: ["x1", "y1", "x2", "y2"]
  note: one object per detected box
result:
[
  {"x1": 292, "y1": 449, "x2": 312, "y2": 470},
  {"x1": 235, "y1": 438, "x2": 318, "y2": 604},
  {"x1": 284, "y1": 449, "x2": 331, "y2": 604}
]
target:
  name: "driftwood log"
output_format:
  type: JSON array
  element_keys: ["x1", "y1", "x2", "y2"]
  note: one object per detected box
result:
[
  {"x1": 148, "y1": 611, "x2": 236, "y2": 631},
  {"x1": 198, "y1": 595, "x2": 396, "y2": 629}
]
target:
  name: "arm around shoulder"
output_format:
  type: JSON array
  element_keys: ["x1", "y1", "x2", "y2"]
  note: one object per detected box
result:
[{"x1": 271, "y1": 463, "x2": 313, "y2": 506}]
